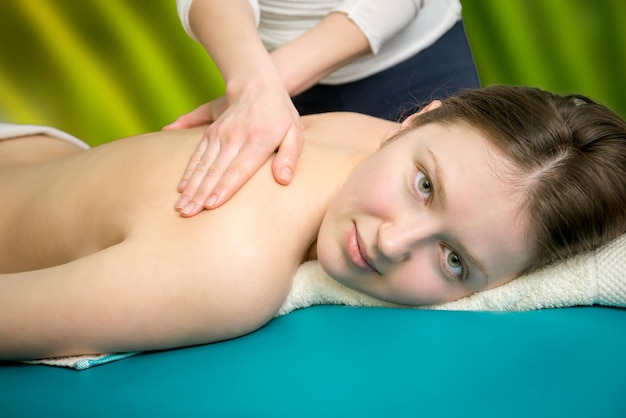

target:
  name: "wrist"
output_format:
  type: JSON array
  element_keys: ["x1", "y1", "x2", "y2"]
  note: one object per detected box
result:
[{"x1": 225, "y1": 68, "x2": 287, "y2": 102}]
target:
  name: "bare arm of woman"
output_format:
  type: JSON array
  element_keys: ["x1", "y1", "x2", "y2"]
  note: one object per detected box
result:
[
  {"x1": 0, "y1": 235, "x2": 289, "y2": 360},
  {"x1": 271, "y1": 11, "x2": 371, "y2": 97}
]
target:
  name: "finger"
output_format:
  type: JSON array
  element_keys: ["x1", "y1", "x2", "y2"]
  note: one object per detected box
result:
[
  {"x1": 272, "y1": 125, "x2": 304, "y2": 185},
  {"x1": 179, "y1": 137, "x2": 243, "y2": 216},
  {"x1": 162, "y1": 103, "x2": 213, "y2": 131},
  {"x1": 176, "y1": 132, "x2": 210, "y2": 192},
  {"x1": 175, "y1": 132, "x2": 221, "y2": 214},
  {"x1": 202, "y1": 139, "x2": 277, "y2": 210}
]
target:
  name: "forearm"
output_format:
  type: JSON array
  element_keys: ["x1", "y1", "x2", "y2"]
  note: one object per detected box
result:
[
  {"x1": 270, "y1": 12, "x2": 371, "y2": 96},
  {"x1": 187, "y1": 0, "x2": 284, "y2": 96}
]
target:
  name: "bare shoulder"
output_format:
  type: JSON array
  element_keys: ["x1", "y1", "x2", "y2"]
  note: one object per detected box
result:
[{"x1": 301, "y1": 112, "x2": 400, "y2": 152}]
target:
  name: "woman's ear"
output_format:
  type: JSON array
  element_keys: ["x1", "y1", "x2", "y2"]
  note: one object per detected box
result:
[{"x1": 400, "y1": 100, "x2": 442, "y2": 128}]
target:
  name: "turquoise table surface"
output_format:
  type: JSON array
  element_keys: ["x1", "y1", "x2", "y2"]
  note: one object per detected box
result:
[{"x1": 1, "y1": 305, "x2": 625, "y2": 417}]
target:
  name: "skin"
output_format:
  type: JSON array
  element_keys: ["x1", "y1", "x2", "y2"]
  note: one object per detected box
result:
[{"x1": 0, "y1": 108, "x2": 530, "y2": 360}]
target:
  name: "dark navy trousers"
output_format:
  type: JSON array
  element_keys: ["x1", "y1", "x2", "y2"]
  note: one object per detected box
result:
[{"x1": 292, "y1": 21, "x2": 481, "y2": 121}]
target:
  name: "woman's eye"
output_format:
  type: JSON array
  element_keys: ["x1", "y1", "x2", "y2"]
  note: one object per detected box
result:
[
  {"x1": 414, "y1": 170, "x2": 432, "y2": 200},
  {"x1": 444, "y1": 247, "x2": 464, "y2": 279}
]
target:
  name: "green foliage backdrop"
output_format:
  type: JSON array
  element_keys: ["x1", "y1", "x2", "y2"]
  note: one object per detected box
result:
[{"x1": 0, "y1": 0, "x2": 624, "y2": 146}]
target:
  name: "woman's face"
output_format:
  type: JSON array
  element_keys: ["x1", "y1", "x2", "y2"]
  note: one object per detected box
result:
[{"x1": 316, "y1": 121, "x2": 532, "y2": 305}]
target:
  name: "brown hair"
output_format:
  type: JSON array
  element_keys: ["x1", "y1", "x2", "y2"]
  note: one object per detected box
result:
[{"x1": 408, "y1": 85, "x2": 626, "y2": 273}]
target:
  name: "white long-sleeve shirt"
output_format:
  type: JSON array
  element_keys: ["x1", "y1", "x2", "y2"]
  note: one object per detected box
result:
[{"x1": 177, "y1": 0, "x2": 461, "y2": 84}]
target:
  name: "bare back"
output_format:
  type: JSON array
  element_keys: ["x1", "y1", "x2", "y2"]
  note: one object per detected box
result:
[{"x1": 0, "y1": 112, "x2": 396, "y2": 359}]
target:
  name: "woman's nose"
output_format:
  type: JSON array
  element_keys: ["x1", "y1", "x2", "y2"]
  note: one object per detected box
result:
[{"x1": 377, "y1": 220, "x2": 433, "y2": 263}]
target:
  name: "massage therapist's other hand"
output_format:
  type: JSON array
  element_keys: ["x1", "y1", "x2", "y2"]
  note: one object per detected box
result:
[{"x1": 164, "y1": 79, "x2": 304, "y2": 217}]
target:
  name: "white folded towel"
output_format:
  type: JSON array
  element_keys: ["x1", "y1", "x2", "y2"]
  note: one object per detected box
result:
[{"x1": 280, "y1": 232, "x2": 626, "y2": 314}]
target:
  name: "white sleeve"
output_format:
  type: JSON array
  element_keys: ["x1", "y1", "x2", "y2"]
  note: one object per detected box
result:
[
  {"x1": 176, "y1": 0, "x2": 261, "y2": 43},
  {"x1": 333, "y1": 0, "x2": 422, "y2": 54},
  {"x1": 247, "y1": 0, "x2": 261, "y2": 25},
  {"x1": 176, "y1": 0, "x2": 198, "y2": 41}
]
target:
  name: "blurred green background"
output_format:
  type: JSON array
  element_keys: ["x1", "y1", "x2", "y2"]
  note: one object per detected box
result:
[{"x1": 0, "y1": 0, "x2": 624, "y2": 146}]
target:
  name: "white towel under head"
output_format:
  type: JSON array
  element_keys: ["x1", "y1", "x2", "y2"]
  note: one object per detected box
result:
[{"x1": 279, "y1": 232, "x2": 626, "y2": 314}]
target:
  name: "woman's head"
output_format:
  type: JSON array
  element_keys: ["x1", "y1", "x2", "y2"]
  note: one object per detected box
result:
[
  {"x1": 317, "y1": 85, "x2": 626, "y2": 305},
  {"x1": 409, "y1": 85, "x2": 626, "y2": 273}
]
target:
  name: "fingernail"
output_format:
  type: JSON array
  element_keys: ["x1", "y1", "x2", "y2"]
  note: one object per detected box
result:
[
  {"x1": 205, "y1": 195, "x2": 218, "y2": 208},
  {"x1": 175, "y1": 195, "x2": 189, "y2": 211},
  {"x1": 181, "y1": 201, "x2": 195, "y2": 215},
  {"x1": 280, "y1": 167, "x2": 293, "y2": 181}
]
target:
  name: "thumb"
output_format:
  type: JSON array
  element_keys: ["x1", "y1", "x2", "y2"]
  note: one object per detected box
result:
[
  {"x1": 162, "y1": 103, "x2": 214, "y2": 130},
  {"x1": 272, "y1": 126, "x2": 304, "y2": 185}
]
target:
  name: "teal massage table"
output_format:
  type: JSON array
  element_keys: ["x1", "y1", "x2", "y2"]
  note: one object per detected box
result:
[{"x1": 1, "y1": 305, "x2": 625, "y2": 417}]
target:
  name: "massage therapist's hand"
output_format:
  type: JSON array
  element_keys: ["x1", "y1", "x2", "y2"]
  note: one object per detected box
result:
[{"x1": 164, "y1": 79, "x2": 304, "y2": 217}]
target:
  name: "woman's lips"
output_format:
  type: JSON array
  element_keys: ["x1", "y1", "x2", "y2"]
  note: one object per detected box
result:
[{"x1": 346, "y1": 223, "x2": 377, "y2": 273}]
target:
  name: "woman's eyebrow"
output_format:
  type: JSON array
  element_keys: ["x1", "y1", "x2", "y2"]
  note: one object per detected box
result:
[
  {"x1": 455, "y1": 239, "x2": 489, "y2": 286},
  {"x1": 427, "y1": 146, "x2": 489, "y2": 285},
  {"x1": 426, "y1": 147, "x2": 447, "y2": 210}
]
